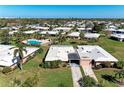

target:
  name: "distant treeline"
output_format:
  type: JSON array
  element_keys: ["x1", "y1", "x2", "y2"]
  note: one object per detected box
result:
[{"x1": 0, "y1": 18, "x2": 124, "y2": 27}]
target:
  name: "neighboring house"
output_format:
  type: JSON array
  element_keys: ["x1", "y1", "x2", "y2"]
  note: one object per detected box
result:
[
  {"x1": 84, "y1": 33, "x2": 100, "y2": 39},
  {"x1": 77, "y1": 45, "x2": 118, "y2": 66},
  {"x1": 110, "y1": 29, "x2": 124, "y2": 42},
  {"x1": 45, "y1": 45, "x2": 75, "y2": 62},
  {"x1": 67, "y1": 32, "x2": 80, "y2": 38},
  {"x1": 9, "y1": 30, "x2": 18, "y2": 35},
  {"x1": 23, "y1": 30, "x2": 39, "y2": 34},
  {"x1": 53, "y1": 27, "x2": 72, "y2": 32},
  {"x1": 39, "y1": 31, "x2": 59, "y2": 36},
  {"x1": 0, "y1": 45, "x2": 39, "y2": 67}
]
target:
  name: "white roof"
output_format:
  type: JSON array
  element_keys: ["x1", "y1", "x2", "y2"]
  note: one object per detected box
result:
[
  {"x1": 35, "y1": 27, "x2": 49, "y2": 30},
  {"x1": 0, "y1": 45, "x2": 39, "y2": 67},
  {"x1": 45, "y1": 45, "x2": 75, "y2": 61},
  {"x1": 84, "y1": 33, "x2": 100, "y2": 39},
  {"x1": 40, "y1": 31, "x2": 59, "y2": 35},
  {"x1": 77, "y1": 45, "x2": 118, "y2": 62},
  {"x1": 77, "y1": 28, "x2": 92, "y2": 31},
  {"x1": 67, "y1": 32, "x2": 80, "y2": 37},
  {"x1": 77, "y1": 28, "x2": 85, "y2": 31},
  {"x1": 23, "y1": 30, "x2": 39, "y2": 34},
  {"x1": 111, "y1": 34, "x2": 124, "y2": 39},
  {"x1": 53, "y1": 27, "x2": 71, "y2": 31},
  {"x1": 9, "y1": 30, "x2": 18, "y2": 35}
]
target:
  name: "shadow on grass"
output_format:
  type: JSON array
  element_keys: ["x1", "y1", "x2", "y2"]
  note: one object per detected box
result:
[{"x1": 101, "y1": 74, "x2": 118, "y2": 83}]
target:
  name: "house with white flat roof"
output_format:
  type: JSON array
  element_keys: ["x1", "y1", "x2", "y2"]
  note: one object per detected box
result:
[
  {"x1": 53, "y1": 27, "x2": 71, "y2": 31},
  {"x1": 0, "y1": 45, "x2": 39, "y2": 67},
  {"x1": 77, "y1": 45, "x2": 118, "y2": 65},
  {"x1": 67, "y1": 32, "x2": 80, "y2": 38},
  {"x1": 35, "y1": 27, "x2": 49, "y2": 31},
  {"x1": 84, "y1": 33, "x2": 100, "y2": 39},
  {"x1": 9, "y1": 30, "x2": 18, "y2": 35},
  {"x1": 23, "y1": 30, "x2": 40, "y2": 34},
  {"x1": 45, "y1": 45, "x2": 75, "y2": 62},
  {"x1": 40, "y1": 31, "x2": 59, "y2": 35},
  {"x1": 110, "y1": 29, "x2": 124, "y2": 41}
]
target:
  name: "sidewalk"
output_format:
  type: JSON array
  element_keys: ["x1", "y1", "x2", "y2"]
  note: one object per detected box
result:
[
  {"x1": 80, "y1": 58, "x2": 98, "y2": 82},
  {"x1": 70, "y1": 63, "x2": 83, "y2": 87}
]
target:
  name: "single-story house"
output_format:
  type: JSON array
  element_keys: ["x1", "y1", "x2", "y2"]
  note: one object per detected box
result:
[
  {"x1": 9, "y1": 30, "x2": 18, "y2": 35},
  {"x1": 110, "y1": 29, "x2": 124, "y2": 41},
  {"x1": 40, "y1": 31, "x2": 59, "y2": 36},
  {"x1": 45, "y1": 45, "x2": 75, "y2": 62},
  {"x1": 35, "y1": 27, "x2": 49, "y2": 31},
  {"x1": 67, "y1": 32, "x2": 80, "y2": 38},
  {"x1": 77, "y1": 45, "x2": 118, "y2": 66},
  {"x1": 53, "y1": 27, "x2": 72, "y2": 32},
  {"x1": 84, "y1": 33, "x2": 100, "y2": 39},
  {"x1": 0, "y1": 45, "x2": 39, "y2": 68},
  {"x1": 23, "y1": 30, "x2": 39, "y2": 34}
]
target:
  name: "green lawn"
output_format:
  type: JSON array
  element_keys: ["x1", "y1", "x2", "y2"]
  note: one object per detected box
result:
[
  {"x1": 94, "y1": 69, "x2": 119, "y2": 87},
  {"x1": 0, "y1": 46, "x2": 73, "y2": 87},
  {"x1": 0, "y1": 35, "x2": 124, "y2": 87}
]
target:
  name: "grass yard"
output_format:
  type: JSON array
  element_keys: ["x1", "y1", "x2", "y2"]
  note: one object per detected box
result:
[
  {"x1": 94, "y1": 69, "x2": 119, "y2": 87},
  {"x1": 0, "y1": 35, "x2": 124, "y2": 87},
  {"x1": 0, "y1": 46, "x2": 73, "y2": 87}
]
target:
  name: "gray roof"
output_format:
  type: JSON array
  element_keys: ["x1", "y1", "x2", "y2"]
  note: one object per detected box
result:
[{"x1": 68, "y1": 53, "x2": 80, "y2": 60}]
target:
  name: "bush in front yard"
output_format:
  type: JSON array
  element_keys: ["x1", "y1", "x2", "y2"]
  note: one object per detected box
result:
[
  {"x1": 78, "y1": 76, "x2": 97, "y2": 87},
  {"x1": 39, "y1": 60, "x2": 61, "y2": 69},
  {"x1": 114, "y1": 61, "x2": 124, "y2": 69},
  {"x1": 95, "y1": 64, "x2": 103, "y2": 69},
  {"x1": 2, "y1": 67, "x2": 12, "y2": 74}
]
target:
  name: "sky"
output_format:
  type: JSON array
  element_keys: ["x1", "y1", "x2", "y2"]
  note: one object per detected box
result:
[{"x1": 0, "y1": 5, "x2": 124, "y2": 18}]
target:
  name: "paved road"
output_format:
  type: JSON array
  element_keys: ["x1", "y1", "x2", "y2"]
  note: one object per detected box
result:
[{"x1": 70, "y1": 63, "x2": 83, "y2": 87}]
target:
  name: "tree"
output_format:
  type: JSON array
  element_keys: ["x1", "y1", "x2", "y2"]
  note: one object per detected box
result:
[
  {"x1": 0, "y1": 30, "x2": 10, "y2": 44},
  {"x1": 115, "y1": 70, "x2": 124, "y2": 83},
  {"x1": 71, "y1": 24, "x2": 78, "y2": 31},
  {"x1": 80, "y1": 31, "x2": 84, "y2": 40},
  {"x1": 10, "y1": 39, "x2": 27, "y2": 70},
  {"x1": 118, "y1": 25, "x2": 124, "y2": 29},
  {"x1": 92, "y1": 23, "x2": 105, "y2": 33},
  {"x1": 49, "y1": 25, "x2": 53, "y2": 31},
  {"x1": 115, "y1": 61, "x2": 124, "y2": 69},
  {"x1": 78, "y1": 76, "x2": 96, "y2": 87}
]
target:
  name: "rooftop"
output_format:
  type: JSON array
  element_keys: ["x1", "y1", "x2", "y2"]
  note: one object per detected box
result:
[
  {"x1": 77, "y1": 45, "x2": 118, "y2": 62},
  {"x1": 0, "y1": 45, "x2": 39, "y2": 67},
  {"x1": 45, "y1": 45, "x2": 75, "y2": 61}
]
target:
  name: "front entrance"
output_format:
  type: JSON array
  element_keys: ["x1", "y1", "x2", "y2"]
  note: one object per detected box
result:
[{"x1": 70, "y1": 60, "x2": 80, "y2": 64}]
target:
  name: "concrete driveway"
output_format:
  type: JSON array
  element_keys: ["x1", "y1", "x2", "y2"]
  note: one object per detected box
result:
[{"x1": 70, "y1": 63, "x2": 83, "y2": 87}]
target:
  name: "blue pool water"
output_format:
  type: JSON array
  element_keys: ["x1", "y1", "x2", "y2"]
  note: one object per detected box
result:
[{"x1": 27, "y1": 39, "x2": 42, "y2": 45}]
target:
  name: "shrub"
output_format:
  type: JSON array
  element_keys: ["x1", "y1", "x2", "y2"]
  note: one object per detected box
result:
[
  {"x1": 39, "y1": 60, "x2": 61, "y2": 69},
  {"x1": 87, "y1": 39, "x2": 97, "y2": 43},
  {"x1": 78, "y1": 76, "x2": 97, "y2": 87},
  {"x1": 115, "y1": 61, "x2": 124, "y2": 69},
  {"x1": 21, "y1": 74, "x2": 39, "y2": 87},
  {"x1": 95, "y1": 64, "x2": 103, "y2": 69},
  {"x1": 2, "y1": 67, "x2": 12, "y2": 74},
  {"x1": 60, "y1": 62, "x2": 67, "y2": 67}
]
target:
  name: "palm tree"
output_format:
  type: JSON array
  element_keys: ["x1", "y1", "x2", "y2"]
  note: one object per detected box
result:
[
  {"x1": 10, "y1": 40, "x2": 27, "y2": 70},
  {"x1": 115, "y1": 70, "x2": 124, "y2": 83},
  {"x1": 57, "y1": 31, "x2": 66, "y2": 44}
]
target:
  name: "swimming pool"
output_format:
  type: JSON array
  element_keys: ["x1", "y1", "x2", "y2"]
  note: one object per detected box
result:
[{"x1": 27, "y1": 39, "x2": 42, "y2": 45}]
